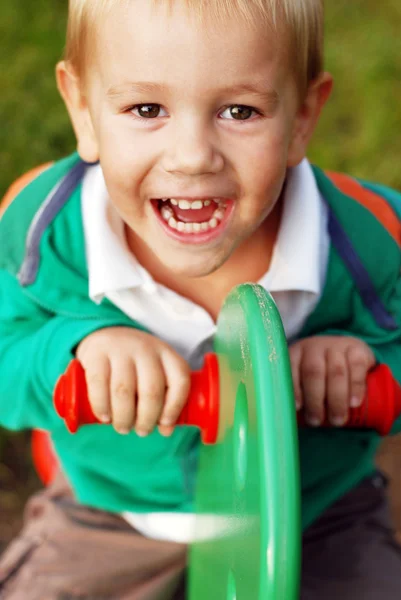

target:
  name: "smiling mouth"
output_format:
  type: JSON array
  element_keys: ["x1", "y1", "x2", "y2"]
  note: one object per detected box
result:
[{"x1": 153, "y1": 198, "x2": 229, "y2": 234}]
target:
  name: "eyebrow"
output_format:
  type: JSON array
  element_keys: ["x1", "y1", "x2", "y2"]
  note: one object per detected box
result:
[
  {"x1": 107, "y1": 82, "x2": 167, "y2": 98},
  {"x1": 106, "y1": 81, "x2": 280, "y2": 106},
  {"x1": 219, "y1": 83, "x2": 280, "y2": 105}
]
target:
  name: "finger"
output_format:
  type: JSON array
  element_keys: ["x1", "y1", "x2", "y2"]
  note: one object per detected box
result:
[
  {"x1": 289, "y1": 343, "x2": 304, "y2": 410},
  {"x1": 158, "y1": 352, "x2": 191, "y2": 436},
  {"x1": 135, "y1": 355, "x2": 166, "y2": 437},
  {"x1": 83, "y1": 356, "x2": 111, "y2": 423},
  {"x1": 326, "y1": 348, "x2": 349, "y2": 426},
  {"x1": 109, "y1": 359, "x2": 137, "y2": 435},
  {"x1": 301, "y1": 348, "x2": 327, "y2": 426},
  {"x1": 347, "y1": 344, "x2": 376, "y2": 408}
]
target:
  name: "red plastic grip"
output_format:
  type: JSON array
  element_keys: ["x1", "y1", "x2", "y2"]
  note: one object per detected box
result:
[
  {"x1": 296, "y1": 363, "x2": 401, "y2": 435},
  {"x1": 54, "y1": 354, "x2": 220, "y2": 444},
  {"x1": 176, "y1": 354, "x2": 219, "y2": 444},
  {"x1": 54, "y1": 358, "x2": 401, "y2": 442},
  {"x1": 31, "y1": 430, "x2": 59, "y2": 486},
  {"x1": 54, "y1": 359, "x2": 100, "y2": 433}
]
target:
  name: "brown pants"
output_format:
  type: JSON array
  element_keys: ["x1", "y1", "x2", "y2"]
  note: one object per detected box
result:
[
  {"x1": 301, "y1": 472, "x2": 401, "y2": 599},
  {"x1": 0, "y1": 473, "x2": 187, "y2": 600},
  {"x1": 0, "y1": 472, "x2": 401, "y2": 599}
]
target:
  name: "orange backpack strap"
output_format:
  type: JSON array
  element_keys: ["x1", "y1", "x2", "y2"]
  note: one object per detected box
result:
[
  {"x1": 326, "y1": 171, "x2": 401, "y2": 249},
  {"x1": 0, "y1": 163, "x2": 53, "y2": 218}
]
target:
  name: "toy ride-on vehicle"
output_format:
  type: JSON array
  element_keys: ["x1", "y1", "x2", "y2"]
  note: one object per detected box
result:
[{"x1": 32, "y1": 284, "x2": 401, "y2": 600}]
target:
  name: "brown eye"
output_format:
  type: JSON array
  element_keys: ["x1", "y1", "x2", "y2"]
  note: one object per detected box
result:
[
  {"x1": 133, "y1": 104, "x2": 161, "y2": 118},
  {"x1": 228, "y1": 105, "x2": 254, "y2": 120}
]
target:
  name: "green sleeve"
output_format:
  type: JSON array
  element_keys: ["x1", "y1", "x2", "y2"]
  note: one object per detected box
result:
[{"x1": 0, "y1": 270, "x2": 132, "y2": 432}]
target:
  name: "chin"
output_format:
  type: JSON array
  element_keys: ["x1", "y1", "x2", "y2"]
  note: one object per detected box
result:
[{"x1": 166, "y1": 255, "x2": 224, "y2": 279}]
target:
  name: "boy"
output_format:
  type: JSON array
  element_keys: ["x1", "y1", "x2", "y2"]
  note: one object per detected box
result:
[{"x1": 1, "y1": 0, "x2": 401, "y2": 597}]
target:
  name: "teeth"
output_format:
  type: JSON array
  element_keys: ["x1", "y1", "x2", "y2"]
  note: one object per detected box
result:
[
  {"x1": 161, "y1": 200, "x2": 227, "y2": 234},
  {"x1": 178, "y1": 200, "x2": 191, "y2": 210},
  {"x1": 166, "y1": 218, "x2": 220, "y2": 233},
  {"x1": 161, "y1": 206, "x2": 174, "y2": 221},
  {"x1": 168, "y1": 198, "x2": 217, "y2": 209},
  {"x1": 213, "y1": 208, "x2": 225, "y2": 221}
]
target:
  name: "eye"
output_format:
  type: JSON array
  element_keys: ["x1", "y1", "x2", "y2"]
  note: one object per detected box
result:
[
  {"x1": 130, "y1": 104, "x2": 167, "y2": 119},
  {"x1": 219, "y1": 105, "x2": 259, "y2": 121}
]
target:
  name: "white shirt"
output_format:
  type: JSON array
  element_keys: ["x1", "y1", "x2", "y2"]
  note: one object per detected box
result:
[{"x1": 81, "y1": 159, "x2": 329, "y2": 542}]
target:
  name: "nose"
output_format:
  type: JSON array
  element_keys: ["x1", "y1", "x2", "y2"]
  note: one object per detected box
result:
[{"x1": 162, "y1": 118, "x2": 224, "y2": 176}]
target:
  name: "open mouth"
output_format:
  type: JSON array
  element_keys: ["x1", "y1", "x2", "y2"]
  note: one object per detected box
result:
[{"x1": 151, "y1": 197, "x2": 233, "y2": 240}]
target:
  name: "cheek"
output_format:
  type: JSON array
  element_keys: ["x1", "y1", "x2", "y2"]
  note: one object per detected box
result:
[
  {"x1": 99, "y1": 130, "x2": 136, "y2": 173},
  {"x1": 96, "y1": 112, "x2": 154, "y2": 178},
  {"x1": 99, "y1": 156, "x2": 148, "y2": 223},
  {"x1": 235, "y1": 133, "x2": 289, "y2": 214},
  {"x1": 98, "y1": 133, "x2": 151, "y2": 208}
]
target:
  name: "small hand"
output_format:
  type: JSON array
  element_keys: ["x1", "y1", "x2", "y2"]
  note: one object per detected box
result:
[
  {"x1": 76, "y1": 327, "x2": 191, "y2": 437},
  {"x1": 289, "y1": 335, "x2": 376, "y2": 427}
]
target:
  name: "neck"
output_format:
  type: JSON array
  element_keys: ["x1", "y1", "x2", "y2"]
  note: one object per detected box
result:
[{"x1": 127, "y1": 200, "x2": 282, "y2": 321}]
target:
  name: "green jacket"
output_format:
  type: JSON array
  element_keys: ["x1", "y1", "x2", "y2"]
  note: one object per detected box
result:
[{"x1": 1, "y1": 153, "x2": 401, "y2": 529}]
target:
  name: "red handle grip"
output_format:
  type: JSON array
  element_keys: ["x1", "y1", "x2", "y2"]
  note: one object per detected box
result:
[
  {"x1": 296, "y1": 363, "x2": 401, "y2": 435},
  {"x1": 54, "y1": 357, "x2": 401, "y2": 443},
  {"x1": 54, "y1": 354, "x2": 220, "y2": 444}
]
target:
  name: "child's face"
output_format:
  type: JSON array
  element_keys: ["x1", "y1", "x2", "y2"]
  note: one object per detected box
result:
[{"x1": 60, "y1": 1, "x2": 331, "y2": 278}]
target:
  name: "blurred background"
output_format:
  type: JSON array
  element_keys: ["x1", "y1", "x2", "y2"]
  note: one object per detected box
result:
[{"x1": 1, "y1": 0, "x2": 401, "y2": 550}]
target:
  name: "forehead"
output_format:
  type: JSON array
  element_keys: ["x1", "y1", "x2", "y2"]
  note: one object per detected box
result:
[{"x1": 91, "y1": 1, "x2": 289, "y2": 91}]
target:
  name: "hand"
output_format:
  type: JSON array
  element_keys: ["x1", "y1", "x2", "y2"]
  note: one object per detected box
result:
[
  {"x1": 76, "y1": 328, "x2": 191, "y2": 437},
  {"x1": 289, "y1": 336, "x2": 376, "y2": 427}
]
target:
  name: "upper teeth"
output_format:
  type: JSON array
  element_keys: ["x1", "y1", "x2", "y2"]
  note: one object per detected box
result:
[{"x1": 168, "y1": 198, "x2": 213, "y2": 210}]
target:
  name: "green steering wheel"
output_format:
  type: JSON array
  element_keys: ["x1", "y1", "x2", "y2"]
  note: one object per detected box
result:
[{"x1": 189, "y1": 284, "x2": 301, "y2": 599}]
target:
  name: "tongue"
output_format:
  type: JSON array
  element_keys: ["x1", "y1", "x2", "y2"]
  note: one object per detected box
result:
[{"x1": 171, "y1": 201, "x2": 218, "y2": 223}]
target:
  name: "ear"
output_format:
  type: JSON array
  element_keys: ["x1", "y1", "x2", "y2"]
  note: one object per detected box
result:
[
  {"x1": 56, "y1": 61, "x2": 99, "y2": 163},
  {"x1": 287, "y1": 72, "x2": 333, "y2": 167}
]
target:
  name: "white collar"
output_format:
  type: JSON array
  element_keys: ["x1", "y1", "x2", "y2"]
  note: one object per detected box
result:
[
  {"x1": 81, "y1": 167, "x2": 151, "y2": 302},
  {"x1": 82, "y1": 159, "x2": 325, "y2": 303},
  {"x1": 262, "y1": 159, "x2": 324, "y2": 294}
]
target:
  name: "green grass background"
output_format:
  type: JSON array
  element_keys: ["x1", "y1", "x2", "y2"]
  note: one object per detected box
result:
[
  {"x1": 1, "y1": 0, "x2": 401, "y2": 197},
  {"x1": 0, "y1": 0, "x2": 401, "y2": 508}
]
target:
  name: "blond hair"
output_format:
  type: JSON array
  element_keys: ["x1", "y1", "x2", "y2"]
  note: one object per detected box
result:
[{"x1": 65, "y1": 0, "x2": 324, "y2": 97}]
